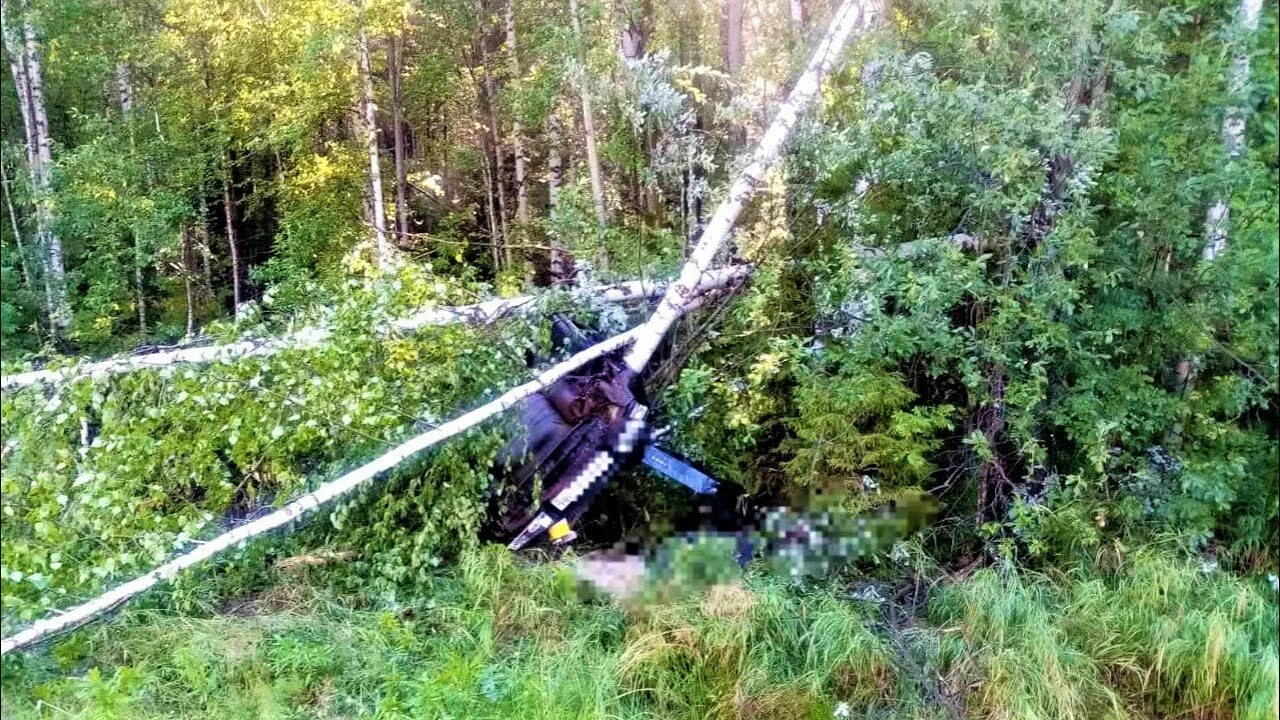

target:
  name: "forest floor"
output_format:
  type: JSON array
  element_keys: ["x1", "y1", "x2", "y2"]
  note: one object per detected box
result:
[{"x1": 2, "y1": 544, "x2": 1275, "y2": 720}]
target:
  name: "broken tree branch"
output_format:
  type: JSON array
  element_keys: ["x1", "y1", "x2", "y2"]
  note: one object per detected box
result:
[{"x1": 1, "y1": 267, "x2": 750, "y2": 391}]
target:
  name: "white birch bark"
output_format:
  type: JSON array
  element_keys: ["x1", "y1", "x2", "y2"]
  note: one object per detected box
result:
[
  {"x1": 0, "y1": 267, "x2": 749, "y2": 390},
  {"x1": 0, "y1": 324, "x2": 644, "y2": 655},
  {"x1": 221, "y1": 155, "x2": 243, "y2": 314},
  {"x1": 624, "y1": 0, "x2": 877, "y2": 372},
  {"x1": 1202, "y1": 0, "x2": 1264, "y2": 262},
  {"x1": 10, "y1": 1, "x2": 68, "y2": 329},
  {"x1": 359, "y1": 28, "x2": 390, "y2": 269},
  {"x1": 2, "y1": 7, "x2": 37, "y2": 168}
]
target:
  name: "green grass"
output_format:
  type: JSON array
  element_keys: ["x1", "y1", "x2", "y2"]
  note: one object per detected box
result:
[{"x1": 1, "y1": 546, "x2": 1275, "y2": 720}]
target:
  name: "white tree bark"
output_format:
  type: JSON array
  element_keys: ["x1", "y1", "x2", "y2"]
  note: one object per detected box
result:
[
  {"x1": 0, "y1": 324, "x2": 643, "y2": 655},
  {"x1": 624, "y1": 0, "x2": 877, "y2": 372},
  {"x1": 5, "y1": 0, "x2": 68, "y2": 330},
  {"x1": 221, "y1": 154, "x2": 243, "y2": 314},
  {"x1": 21, "y1": 5, "x2": 66, "y2": 328},
  {"x1": 2, "y1": 6, "x2": 37, "y2": 168},
  {"x1": 0, "y1": 267, "x2": 750, "y2": 390},
  {"x1": 359, "y1": 28, "x2": 390, "y2": 269},
  {"x1": 569, "y1": 0, "x2": 608, "y2": 228},
  {"x1": 1202, "y1": 0, "x2": 1264, "y2": 262},
  {"x1": 393, "y1": 264, "x2": 750, "y2": 331},
  {"x1": 547, "y1": 109, "x2": 563, "y2": 210}
]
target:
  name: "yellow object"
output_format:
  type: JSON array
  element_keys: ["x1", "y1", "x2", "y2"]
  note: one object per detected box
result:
[{"x1": 548, "y1": 520, "x2": 572, "y2": 541}]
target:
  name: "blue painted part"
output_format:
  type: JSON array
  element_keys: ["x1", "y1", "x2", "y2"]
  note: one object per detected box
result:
[{"x1": 642, "y1": 446, "x2": 719, "y2": 494}]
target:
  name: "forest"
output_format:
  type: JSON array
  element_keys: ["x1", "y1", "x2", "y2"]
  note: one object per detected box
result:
[{"x1": 0, "y1": 0, "x2": 1277, "y2": 718}]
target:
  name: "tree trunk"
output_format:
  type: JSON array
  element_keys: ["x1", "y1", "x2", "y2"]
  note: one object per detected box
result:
[
  {"x1": 480, "y1": 138, "x2": 503, "y2": 270},
  {"x1": 2, "y1": 15, "x2": 37, "y2": 169},
  {"x1": 221, "y1": 154, "x2": 243, "y2": 315},
  {"x1": 10, "y1": 2, "x2": 68, "y2": 330},
  {"x1": 197, "y1": 192, "x2": 213, "y2": 296},
  {"x1": 480, "y1": 28, "x2": 511, "y2": 268},
  {"x1": 790, "y1": 0, "x2": 806, "y2": 37},
  {"x1": 547, "y1": 109, "x2": 572, "y2": 284},
  {"x1": 506, "y1": 1, "x2": 529, "y2": 227},
  {"x1": 723, "y1": 0, "x2": 745, "y2": 75},
  {"x1": 116, "y1": 60, "x2": 148, "y2": 333},
  {"x1": 359, "y1": 29, "x2": 389, "y2": 268},
  {"x1": 617, "y1": 0, "x2": 652, "y2": 62},
  {"x1": 389, "y1": 31, "x2": 410, "y2": 242},
  {"x1": 0, "y1": 154, "x2": 31, "y2": 288},
  {"x1": 181, "y1": 226, "x2": 195, "y2": 339},
  {"x1": 547, "y1": 110, "x2": 563, "y2": 211},
  {"x1": 1202, "y1": 0, "x2": 1263, "y2": 263},
  {"x1": 569, "y1": 0, "x2": 608, "y2": 230}
]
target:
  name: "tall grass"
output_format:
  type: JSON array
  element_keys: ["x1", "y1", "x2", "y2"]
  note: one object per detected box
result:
[
  {"x1": 1, "y1": 546, "x2": 1275, "y2": 719},
  {"x1": 931, "y1": 551, "x2": 1279, "y2": 720}
]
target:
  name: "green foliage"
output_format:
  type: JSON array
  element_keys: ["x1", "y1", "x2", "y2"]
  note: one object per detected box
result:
[
  {"x1": 785, "y1": 366, "x2": 954, "y2": 488},
  {"x1": 0, "y1": 267, "x2": 536, "y2": 631},
  {"x1": 666, "y1": 0, "x2": 1278, "y2": 566}
]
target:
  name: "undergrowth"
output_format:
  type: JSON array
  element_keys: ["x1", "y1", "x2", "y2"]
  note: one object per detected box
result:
[{"x1": 1, "y1": 545, "x2": 1274, "y2": 720}]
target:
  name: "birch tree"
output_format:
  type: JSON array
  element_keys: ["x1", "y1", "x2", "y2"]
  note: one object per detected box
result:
[
  {"x1": 624, "y1": 0, "x2": 877, "y2": 372},
  {"x1": 3, "y1": 0, "x2": 68, "y2": 330},
  {"x1": 1201, "y1": 0, "x2": 1264, "y2": 263},
  {"x1": 359, "y1": 27, "x2": 390, "y2": 269}
]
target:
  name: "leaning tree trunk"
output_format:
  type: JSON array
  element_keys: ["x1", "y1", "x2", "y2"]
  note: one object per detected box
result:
[
  {"x1": 625, "y1": 0, "x2": 876, "y2": 371},
  {"x1": 359, "y1": 29, "x2": 389, "y2": 268},
  {"x1": 569, "y1": 0, "x2": 609, "y2": 232}
]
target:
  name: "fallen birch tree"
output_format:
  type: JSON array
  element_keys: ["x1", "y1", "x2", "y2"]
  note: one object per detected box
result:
[
  {"x1": 0, "y1": 0, "x2": 870, "y2": 652},
  {"x1": 0, "y1": 326, "x2": 641, "y2": 655},
  {"x1": 1, "y1": 267, "x2": 750, "y2": 391}
]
